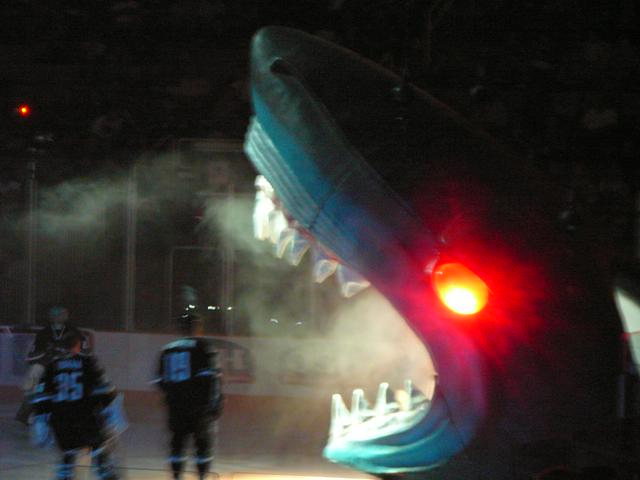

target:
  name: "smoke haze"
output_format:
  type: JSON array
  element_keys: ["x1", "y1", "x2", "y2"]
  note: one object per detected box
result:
[
  {"x1": 3, "y1": 155, "x2": 435, "y2": 399},
  {"x1": 202, "y1": 196, "x2": 436, "y2": 400}
]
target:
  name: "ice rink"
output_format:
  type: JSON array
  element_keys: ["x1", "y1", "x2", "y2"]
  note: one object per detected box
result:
[{"x1": 0, "y1": 388, "x2": 372, "y2": 480}]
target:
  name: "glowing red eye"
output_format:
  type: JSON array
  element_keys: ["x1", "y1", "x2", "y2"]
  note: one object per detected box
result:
[
  {"x1": 17, "y1": 104, "x2": 31, "y2": 117},
  {"x1": 432, "y1": 262, "x2": 489, "y2": 315}
]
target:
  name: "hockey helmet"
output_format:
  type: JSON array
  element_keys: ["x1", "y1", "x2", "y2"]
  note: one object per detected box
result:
[
  {"x1": 178, "y1": 311, "x2": 202, "y2": 334},
  {"x1": 48, "y1": 306, "x2": 69, "y2": 323}
]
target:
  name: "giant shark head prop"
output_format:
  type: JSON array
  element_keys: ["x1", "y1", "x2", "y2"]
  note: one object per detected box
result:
[{"x1": 243, "y1": 26, "x2": 621, "y2": 478}]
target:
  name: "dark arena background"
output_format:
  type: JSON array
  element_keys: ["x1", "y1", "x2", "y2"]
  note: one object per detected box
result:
[{"x1": 1, "y1": 1, "x2": 640, "y2": 479}]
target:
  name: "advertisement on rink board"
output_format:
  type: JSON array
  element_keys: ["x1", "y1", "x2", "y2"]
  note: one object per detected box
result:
[{"x1": 209, "y1": 338, "x2": 255, "y2": 384}]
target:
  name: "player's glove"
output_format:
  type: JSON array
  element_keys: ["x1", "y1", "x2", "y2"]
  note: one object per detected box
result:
[
  {"x1": 101, "y1": 393, "x2": 129, "y2": 438},
  {"x1": 30, "y1": 414, "x2": 53, "y2": 448}
]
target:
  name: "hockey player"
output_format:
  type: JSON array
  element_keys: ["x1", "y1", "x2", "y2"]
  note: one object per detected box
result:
[
  {"x1": 16, "y1": 306, "x2": 84, "y2": 425},
  {"x1": 31, "y1": 330, "x2": 120, "y2": 480},
  {"x1": 153, "y1": 312, "x2": 223, "y2": 480},
  {"x1": 26, "y1": 306, "x2": 83, "y2": 364}
]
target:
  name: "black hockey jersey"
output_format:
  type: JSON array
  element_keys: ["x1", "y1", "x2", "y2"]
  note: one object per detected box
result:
[
  {"x1": 32, "y1": 351, "x2": 115, "y2": 418},
  {"x1": 154, "y1": 337, "x2": 221, "y2": 412},
  {"x1": 26, "y1": 323, "x2": 84, "y2": 365}
]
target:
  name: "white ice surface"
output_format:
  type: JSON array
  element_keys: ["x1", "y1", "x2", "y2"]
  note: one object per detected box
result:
[{"x1": 0, "y1": 400, "x2": 371, "y2": 480}]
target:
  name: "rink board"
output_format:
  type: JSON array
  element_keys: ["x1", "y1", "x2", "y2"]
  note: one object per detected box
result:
[{"x1": 0, "y1": 328, "x2": 418, "y2": 397}]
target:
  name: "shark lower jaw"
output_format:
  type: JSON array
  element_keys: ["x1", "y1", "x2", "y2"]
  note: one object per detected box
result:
[{"x1": 244, "y1": 116, "x2": 487, "y2": 475}]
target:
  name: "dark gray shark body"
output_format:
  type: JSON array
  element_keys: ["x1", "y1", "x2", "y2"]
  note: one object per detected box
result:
[{"x1": 244, "y1": 26, "x2": 621, "y2": 478}]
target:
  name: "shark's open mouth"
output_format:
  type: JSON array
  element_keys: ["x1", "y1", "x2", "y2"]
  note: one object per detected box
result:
[
  {"x1": 249, "y1": 173, "x2": 441, "y2": 474},
  {"x1": 245, "y1": 116, "x2": 467, "y2": 475},
  {"x1": 250, "y1": 165, "x2": 438, "y2": 449}
]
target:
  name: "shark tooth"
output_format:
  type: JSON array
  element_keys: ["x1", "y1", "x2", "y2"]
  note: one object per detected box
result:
[
  {"x1": 254, "y1": 174, "x2": 274, "y2": 198},
  {"x1": 312, "y1": 247, "x2": 338, "y2": 283},
  {"x1": 375, "y1": 382, "x2": 390, "y2": 416},
  {"x1": 351, "y1": 388, "x2": 369, "y2": 423},
  {"x1": 268, "y1": 209, "x2": 288, "y2": 244},
  {"x1": 284, "y1": 231, "x2": 310, "y2": 266},
  {"x1": 336, "y1": 264, "x2": 371, "y2": 298},
  {"x1": 330, "y1": 393, "x2": 350, "y2": 435},
  {"x1": 405, "y1": 379, "x2": 413, "y2": 398},
  {"x1": 396, "y1": 379, "x2": 414, "y2": 412},
  {"x1": 253, "y1": 188, "x2": 276, "y2": 240},
  {"x1": 275, "y1": 227, "x2": 296, "y2": 258}
]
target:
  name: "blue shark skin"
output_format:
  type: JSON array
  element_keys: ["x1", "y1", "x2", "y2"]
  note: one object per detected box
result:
[{"x1": 244, "y1": 27, "x2": 621, "y2": 478}]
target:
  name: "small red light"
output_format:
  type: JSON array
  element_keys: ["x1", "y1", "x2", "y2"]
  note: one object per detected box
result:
[
  {"x1": 432, "y1": 262, "x2": 489, "y2": 315},
  {"x1": 17, "y1": 104, "x2": 31, "y2": 117}
]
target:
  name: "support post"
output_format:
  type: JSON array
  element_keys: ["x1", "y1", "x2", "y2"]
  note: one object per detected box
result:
[
  {"x1": 25, "y1": 161, "x2": 37, "y2": 325},
  {"x1": 124, "y1": 165, "x2": 137, "y2": 331}
]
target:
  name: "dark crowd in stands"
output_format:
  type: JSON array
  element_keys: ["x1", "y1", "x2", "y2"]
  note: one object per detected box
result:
[
  {"x1": 534, "y1": 465, "x2": 620, "y2": 479},
  {"x1": 2, "y1": 1, "x2": 639, "y2": 182}
]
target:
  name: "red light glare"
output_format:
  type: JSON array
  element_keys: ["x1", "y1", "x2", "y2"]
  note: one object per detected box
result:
[
  {"x1": 17, "y1": 104, "x2": 31, "y2": 117},
  {"x1": 432, "y1": 262, "x2": 489, "y2": 315}
]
